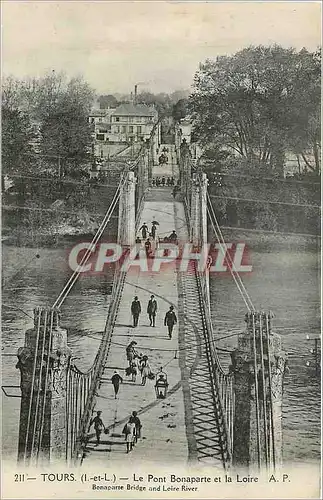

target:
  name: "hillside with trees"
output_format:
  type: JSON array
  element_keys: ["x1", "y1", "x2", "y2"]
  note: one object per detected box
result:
[{"x1": 2, "y1": 72, "x2": 122, "y2": 246}]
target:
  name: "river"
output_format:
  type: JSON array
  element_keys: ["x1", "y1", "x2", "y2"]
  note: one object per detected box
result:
[{"x1": 1, "y1": 240, "x2": 320, "y2": 464}]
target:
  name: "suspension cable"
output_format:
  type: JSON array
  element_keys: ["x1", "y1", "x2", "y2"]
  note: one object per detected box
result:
[
  {"x1": 207, "y1": 192, "x2": 255, "y2": 311},
  {"x1": 23, "y1": 308, "x2": 42, "y2": 464},
  {"x1": 66, "y1": 371, "x2": 71, "y2": 461},
  {"x1": 53, "y1": 176, "x2": 123, "y2": 307},
  {"x1": 259, "y1": 313, "x2": 269, "y2": 468},
  {"x1": 53, "y1": 174, "x2": 126, "y2": 308},
  {"x1": 30, "y1": 309, "x2": 48, "y2": 462},
  {"x1": 265, "y1": 314, "x2": 276, "y2": 471},
  {"x1": 251, "y1": 314, "x2": 262, "y2": 470},
  {"x1": 207, "y1": 191, "x2": 253, "y2": 303},
  {"x1": 207, "y1": 204, "x2": 251, "y2": 311},
  {"x1": 37, "y1": 309, "x2": 55, "y2": 462}
]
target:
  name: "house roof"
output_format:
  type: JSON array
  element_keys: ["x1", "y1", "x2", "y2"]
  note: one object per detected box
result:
[
  {"x1": 112, "y1": 103, "x2": 157, "y2": 117},
  {"x1": 89, "y1": 109, "x2": 108, "y2": 117}
]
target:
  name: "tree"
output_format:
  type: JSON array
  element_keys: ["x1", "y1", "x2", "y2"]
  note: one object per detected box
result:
[
  {"x1": 2, "y1": 77, "x2": 37, "y2": 184},
  {"x1": 98, "y1": 94, "x2": 118, "y2": 109},
  {"x1": 2, "y1": 71, "x2": 94, "y2": 179},
  {"x1": 136, "y1": 91, "x2": 172, "y2": 117},
  {"x1": 170, "y1": 89, "x2": 190, "y2": 103},
  {"x1": 190, "y1": 45, "x2": 321, "y2": 176},
  {"x1": 37, "y1": 74, "x2": 95, "y2": 175},
  {"x1": 2, "y1": 104, "x2": 37, "y2": 203},
  {"x1": 285, "y1": 48, "x2": 321, "y2": 173},
  {"x1": 172, "y1": 98, "x2": 189, "y2": 121}
]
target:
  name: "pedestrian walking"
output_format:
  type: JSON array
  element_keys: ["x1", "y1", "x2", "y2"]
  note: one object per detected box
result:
[
  {"x1": 164, "y1": 306, "x2": 177, "y2": 339},
  {"x1": 161, "y1": 176, "x2": 166, "y2": 186},
  {"x1": 122, "y1": 417, "x2": 136, "y2": 453},
  {"x1": 89, "y1": 411, "x2": 106, "y2": 446},
  {"x1": 131, "y1": 411, "x2": 142, "y2": 444},
  {"x1": 130, "y1": 358, "x2": 138, "y2": 383},
  {"x1": 126, "y1": 341, "x2": 138, "y2": 366},
  {"x1": 111, "y1": 371, "x2": 123, "y2": 399},
  {"x1": 145, "y1": 238, "x2": 151, "y2": 258},
  {"x1": 168, "y1": 230, "x2": 178, "y2": 243},
  {"x1": 139, "y1": 223, "x2": 149, "y2": 240},
  {"x1": 147, "y1": 295, "x2": 157, "y2": 327},
  {"x1": 131, "y1": 296, "x2": 141, "y2": 327},
  {"x1": 151, "y1": 222, "x2": 159, "y2": 240},
  {"x1": 140, "y1": 355, "x2": 151, "y2": 386}
]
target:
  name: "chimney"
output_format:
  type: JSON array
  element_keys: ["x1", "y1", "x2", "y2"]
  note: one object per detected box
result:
[{"x1": 134, "y1": 85, "x2": 138, "y2": 104}]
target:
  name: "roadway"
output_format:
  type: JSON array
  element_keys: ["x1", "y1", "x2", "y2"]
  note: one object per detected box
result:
[{"x1": 82, "y1": 145, "x2": 225, "y2": 469}]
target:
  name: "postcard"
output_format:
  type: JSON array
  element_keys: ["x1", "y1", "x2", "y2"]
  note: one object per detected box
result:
[{"x1": 1, "y1": 1, "x2": 321, "y2": 499}]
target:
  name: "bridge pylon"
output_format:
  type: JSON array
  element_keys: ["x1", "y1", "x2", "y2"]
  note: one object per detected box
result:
[
  {"x1": 231, "y1": 312, "x2": 287, "y2": 472},
  {"x1": 16, "y1": 307, "x2": 71, "y2": 466},
  {"x1": 190, "y1": 172, "x2": 208, "y2": 248},
  {"x1": 118, "y1": 171, "x2": 136, "y2": 248}
]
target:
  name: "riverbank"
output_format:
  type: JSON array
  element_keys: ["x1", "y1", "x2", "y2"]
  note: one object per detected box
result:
[
  {"x1": 2, "y1": 176, "x2": 121, "y2": 248},
  {"x1": 2, "y1": 214, "x2": 119, "y2": 248},
  {"x1": 214, "y1": 225, "x2": 320, "y2": 252}
]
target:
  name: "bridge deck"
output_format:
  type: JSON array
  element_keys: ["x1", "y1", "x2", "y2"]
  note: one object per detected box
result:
[{"x1": 82, "y1": 147, "x2": 225, "y2": 469}]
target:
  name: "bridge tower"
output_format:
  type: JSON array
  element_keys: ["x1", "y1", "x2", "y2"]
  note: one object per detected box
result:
[
  {"x1": 190, "y1": 172, "x2": 208, "y2": 248},
  {"x1": 177, "y1": 139, "x2": 192, "y2": 205},
  {"x1": 16, "y1": 307, "x2": 71, "y2": 465},
  {"x1": 231, "y1": 312, "x2": 286, "y2": 472},
  {"x1": 117, "y1": 170, "x2": 136, "y2": 247},
  {"x1": 190, "y1": 172, "x2": 211, "y2": 316}
]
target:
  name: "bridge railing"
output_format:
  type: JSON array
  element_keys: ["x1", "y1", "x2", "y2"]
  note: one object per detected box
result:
[
  {"x1": 58, "y1": 128, "x2": 158, "y2": 460},
  {"x1": 72, "y1": 260, "x2": 127, "y2": 462},
  {"x1": 72, "y1": 127, "x2": 159, "y2": 460},
  {"x1": 194, "y1": 267, "x2": 234, "y2": 466},
  {"x1": 183, "y1": 167, "x2": 234, "y2": 467},
  {"x1": 66, "y1": 362, "x2": 94, "y2": 461}
]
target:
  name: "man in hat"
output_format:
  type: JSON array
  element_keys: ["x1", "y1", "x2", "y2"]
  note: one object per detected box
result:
[
  {"x1": 168, "y1": 230, "x2": 178, "y2": 243},
  {"x1": 139, "y1": 223, "x2": 149, "y2": 240},
  {"x1": 131, "y1": 411, "x2": 142, "y2": 444},
  {"x1": 89, "y1": 411, "x2": 106, "y2": 446},
  {"x1": 147, "y1": 295, "x2": 158, "y2": 327},
  {"x1": 111, "y1": 371, "x2": 123, "y2": 399},
  {"x1": 164, "y1": 306, "x2": 177, "y2": 339},
  {"x1": 131, "y1": 296, "x2": 141, "y2": 327}
]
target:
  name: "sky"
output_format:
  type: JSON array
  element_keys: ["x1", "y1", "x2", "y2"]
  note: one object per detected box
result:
[{"x1": 2, "y1": 1, "x2": 321, "y2": 94}]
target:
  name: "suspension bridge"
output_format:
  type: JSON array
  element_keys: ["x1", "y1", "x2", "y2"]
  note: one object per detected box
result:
[{"x1": 15, "y1": 127, "x2": 287, "y2": 472}]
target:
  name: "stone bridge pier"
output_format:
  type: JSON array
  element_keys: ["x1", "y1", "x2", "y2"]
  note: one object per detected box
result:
[
  {"x1": 16, "y1": 308, "x2": 70, "y2": 465},
  {"x1": 231, "y1": 312, "x2": 286, "y2": 472}
]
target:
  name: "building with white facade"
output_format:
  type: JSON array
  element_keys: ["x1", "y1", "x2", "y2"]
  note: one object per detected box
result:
[
  {"x1": 177, "y1": 118, "x2": 192, "y2": 144},
  {"x1": 89, "y1": 103, "x2": 160, "y2": 159}
]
